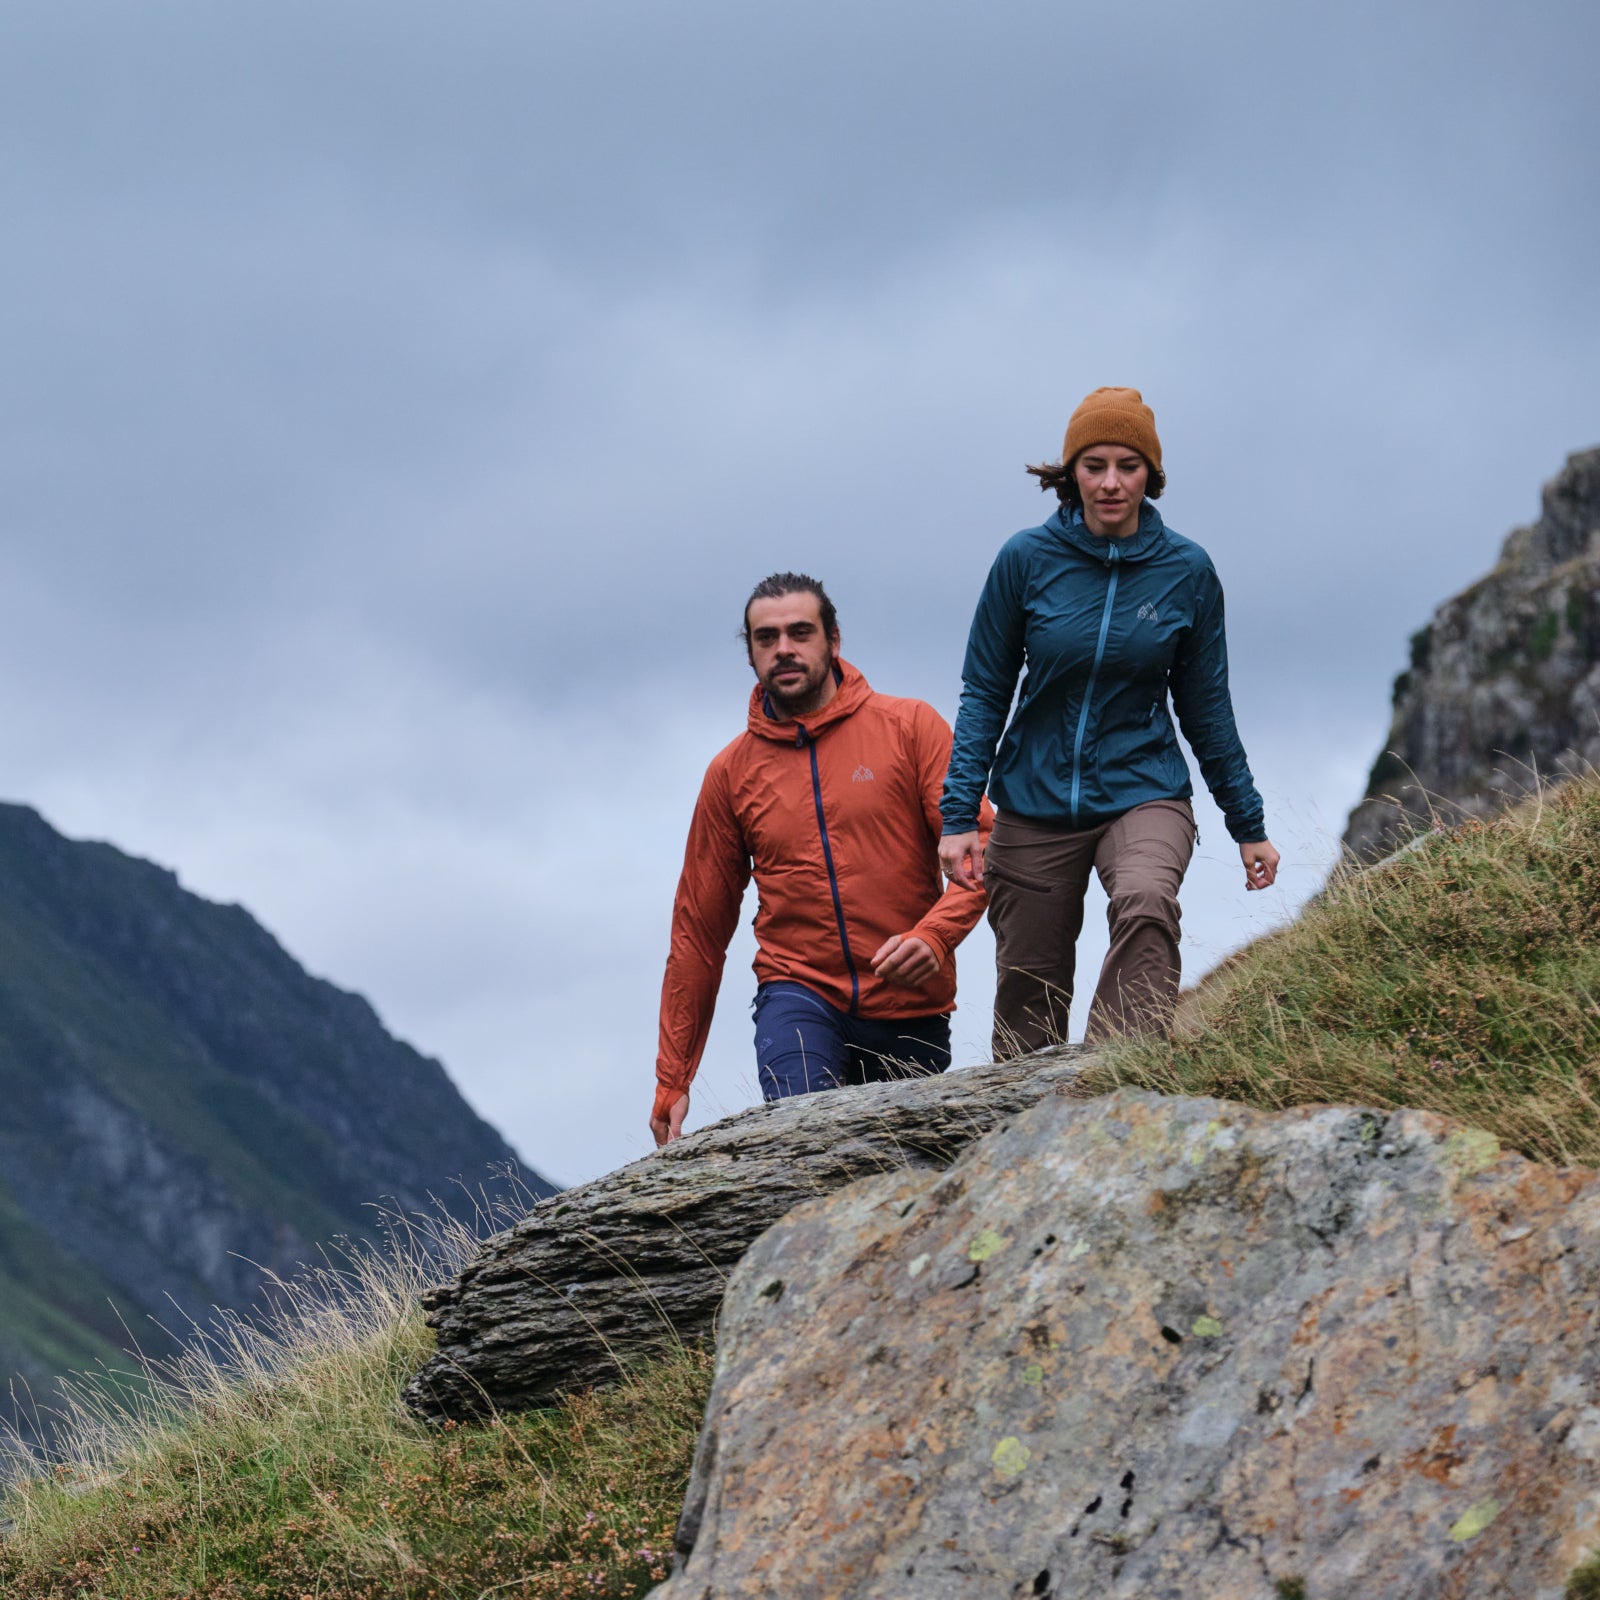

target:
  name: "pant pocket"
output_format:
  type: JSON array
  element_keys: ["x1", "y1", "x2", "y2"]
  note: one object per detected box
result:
[{"x1": 983, "y1": 857, "x2": 1059, "y2": 895}]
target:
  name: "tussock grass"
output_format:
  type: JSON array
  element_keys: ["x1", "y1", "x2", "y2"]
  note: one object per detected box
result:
[
  {"x1": 0, "y1": 1212, "x2": 712, "y2": 1599},
  {"x1": 1084, "y1": 774, "x2": 1600, "y2": 1166}
]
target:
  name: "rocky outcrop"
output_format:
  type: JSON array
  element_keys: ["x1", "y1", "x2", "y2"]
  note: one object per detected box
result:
[
  {"x1": 404, "y1": 1051, "x2": 1088, "y2": 1421},
  {"x1": 660, "y1": 1089, "x2": 1600, "y2": 1599},
  {"x1": 1343, "y1": 445, "x2": 1600, "y2": 860}
]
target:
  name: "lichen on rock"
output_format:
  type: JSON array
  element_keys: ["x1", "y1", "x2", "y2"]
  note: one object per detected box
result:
[{"x1": 656, "y1": 1089, "x2": 1600, "y2": 1599}]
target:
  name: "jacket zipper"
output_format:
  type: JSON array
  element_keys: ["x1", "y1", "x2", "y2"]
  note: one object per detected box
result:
[
  {"x1": 798, "y1": 723, "x2": 860, "y2": 1014},
  {"x1": 1069, "y1": 545, "x2": 1121, "y2": 826}
]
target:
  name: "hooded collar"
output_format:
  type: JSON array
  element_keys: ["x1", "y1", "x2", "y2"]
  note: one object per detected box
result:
[
  {"x1": 1046, "y1": 500, "x2": 1167, "y2": 565},
  {"x1": 746, "y1": 657, "x2": 873, "y2": 744}
]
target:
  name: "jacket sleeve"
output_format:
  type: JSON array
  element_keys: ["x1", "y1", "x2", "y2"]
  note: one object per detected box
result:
[
  {"x1": 909, "y1": 703, "x2": 994, "y2": 965},
  {"x1": 1169, "y1": 560, "x2": 1267, "y2": 844},
  {"x1": 655, "y1": 758, "x2": 751, "y2": 1116},
  {"x1": 940, "y1": 540, "x2": 1027, "y2": 834}
]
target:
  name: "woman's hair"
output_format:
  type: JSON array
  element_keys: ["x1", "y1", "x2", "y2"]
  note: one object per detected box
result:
[{"x1": 1026, "y1": 454, "x2": 1166, "y2": 508}]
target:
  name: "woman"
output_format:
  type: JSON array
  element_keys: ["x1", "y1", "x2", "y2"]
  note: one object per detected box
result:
[{"x1": 938, "y1": 386, "x2": 1279, "y2": 1056}]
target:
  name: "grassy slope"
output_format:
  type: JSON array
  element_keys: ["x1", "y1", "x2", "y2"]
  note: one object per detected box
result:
[
  {"x1": 1084, "y1": 774, "x2": 1600, "y2": 1167},
  {"x1": 0, "y1": 1236, "x2": 712, "y2": 1600},
  {"x1": 0, "y1": 1186, "x2": 129, "y2": 1391},
  {"x1": 1, "y1": 776, "x2": 1597, "y2": 1597}
]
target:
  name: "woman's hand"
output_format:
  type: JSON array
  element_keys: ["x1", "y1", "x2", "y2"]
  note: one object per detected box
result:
[
  {"x1": 1241, "y1": 839, "x2": 1281, "y2": 890},
  {"x1": 938, "y1": 830, "x2": 985, "y2": 891}
]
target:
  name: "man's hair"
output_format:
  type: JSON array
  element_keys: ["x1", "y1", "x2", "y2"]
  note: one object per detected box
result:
[
  {"x1": 741, "y1": 572, "x2": 839, "y2": 648},
  {"x1": 1026, "y1": 453, "x2": 1166, "y2": 508}
]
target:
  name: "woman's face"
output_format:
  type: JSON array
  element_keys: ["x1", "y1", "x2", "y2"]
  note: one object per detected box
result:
[{"x1": 1073, "y1": 444, "x2": 1149, "y2": 536}]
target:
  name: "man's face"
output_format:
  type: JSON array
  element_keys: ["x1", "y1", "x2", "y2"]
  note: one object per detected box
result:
[{"x1": 747, "y1": 593, "x2": 838, "y2": 714}]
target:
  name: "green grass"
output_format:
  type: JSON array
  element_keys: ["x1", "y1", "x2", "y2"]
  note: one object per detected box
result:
[
  {"x1": 1084, "y1": 774, "x2": 1600, "y2": 1169},
  {"x1": 0, "y1": 1217, "x2": 712, "y2": 1599}
]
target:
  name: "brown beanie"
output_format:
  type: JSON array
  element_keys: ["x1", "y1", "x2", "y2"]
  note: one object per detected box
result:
[{"x1": 1061, "y1": 386, "x2": 1162, "y2": 473}]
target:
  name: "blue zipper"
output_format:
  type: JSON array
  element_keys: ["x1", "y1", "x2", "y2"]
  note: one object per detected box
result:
[
  {"x1": 1070, "y1": 546, "x2": 1120, "y2": 826},
  {"x1": 799, "y1": 724, "x2": 860, "y2": 1014}
]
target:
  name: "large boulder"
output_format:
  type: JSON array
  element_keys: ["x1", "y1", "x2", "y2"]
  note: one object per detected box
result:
[
  {"x1": 405, "y1": 1051, "x2": 1087, "y2": 1420},
  {"x1": 658, "y1": 1089, "x2": 1600, "y2": 1599}
]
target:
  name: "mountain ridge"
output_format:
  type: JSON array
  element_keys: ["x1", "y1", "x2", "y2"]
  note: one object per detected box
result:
[{"x1": 0, "y1": 800, "x2": 554, "y2": 1407}]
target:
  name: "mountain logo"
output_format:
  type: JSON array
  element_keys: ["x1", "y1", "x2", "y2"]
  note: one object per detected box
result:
[
  {"x1": 851, "y1": 765, "x2": 875, "y2": 782},
  {"x1": 1137, "y1": 601, "x2": 1161, "y2": 623}
]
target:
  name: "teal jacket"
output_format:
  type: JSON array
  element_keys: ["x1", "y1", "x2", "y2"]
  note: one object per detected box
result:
[{"x1": 940, "y1": 502, "x2": 1267, "y2": 843}]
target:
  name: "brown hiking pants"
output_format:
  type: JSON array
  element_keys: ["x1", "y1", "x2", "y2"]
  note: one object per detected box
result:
[{"x1": 984, "y1": 799, "x2": 1196, "y2": 1058}]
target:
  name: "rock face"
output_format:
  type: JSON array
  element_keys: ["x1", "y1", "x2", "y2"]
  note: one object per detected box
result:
[
  {"x1": 659, "y1": 1089, "x2": 1600, "y2": 1599},
  {"x1": 1343, "y1": 445, "x2": 1600, "y2": 860},
  {"x1": 404, "y1": 1051, "x2": 1087, "y2": 1421}
]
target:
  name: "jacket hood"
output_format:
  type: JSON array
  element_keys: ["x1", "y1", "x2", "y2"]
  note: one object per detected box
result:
[
  {"x1": 1046, "y1": 500, "x2": 1168, "y2": 565},
  {"x1": 746, "y1": 657, "x2": 873, "y2": 743}
]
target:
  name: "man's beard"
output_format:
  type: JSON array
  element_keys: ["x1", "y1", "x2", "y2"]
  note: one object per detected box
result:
[{"x1": 763, "y1": 650, "x2": 835, "y2": 715}]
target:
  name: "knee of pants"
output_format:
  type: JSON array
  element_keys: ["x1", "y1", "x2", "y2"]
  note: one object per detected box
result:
[
  {"x1": 1107, "y1": 885, "x2": 1180, "y2": 935},
  {"x1": 758, "y1": 1045, "x2": 846, "y2": 1101}
]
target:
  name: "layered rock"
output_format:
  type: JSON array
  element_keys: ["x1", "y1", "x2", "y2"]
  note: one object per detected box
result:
[
  {"x1": 404, "y1": 1051, "x2": 1087, "y2": 1420},
  {"x1": 1343, "y1": 445, "x2": 1600, "y2": 860},
  {"x1": 659, "y1": 1089, "x2": 1600, "y2": 1599}
]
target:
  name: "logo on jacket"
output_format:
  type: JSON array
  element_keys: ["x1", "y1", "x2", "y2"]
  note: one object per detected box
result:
[
  {"x1": 1137, "y1": 602, "x2": 1161, "y2": 623},
  {"x1": 850, "y1": 765, "x2": 875, "y2": 782}
]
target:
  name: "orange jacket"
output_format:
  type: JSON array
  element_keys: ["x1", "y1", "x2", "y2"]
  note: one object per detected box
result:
[{"x1": 655, "y1": 660, "x2": 991, "y2": 1119}]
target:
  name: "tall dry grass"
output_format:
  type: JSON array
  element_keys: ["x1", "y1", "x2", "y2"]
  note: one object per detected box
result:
[
  {"x1": 1084, "y1": 774, "x2": 1600, "y2": 1166},
  {"x1": 0, "y1": 1204, "x2": 712, "y2": 1599}
]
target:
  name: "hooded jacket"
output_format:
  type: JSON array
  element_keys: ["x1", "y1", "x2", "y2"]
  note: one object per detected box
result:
[
  {"x1": 941, "y1": 502, "x2": 1267, "y2": 843},
  {"x1": 655, "y1": 660, "x2": 990, "y2": 1120}
]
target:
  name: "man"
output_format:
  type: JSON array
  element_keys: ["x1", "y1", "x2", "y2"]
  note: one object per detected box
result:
[{"x1": 651, "y1": 573, "x2": 991, "y2": 1146}]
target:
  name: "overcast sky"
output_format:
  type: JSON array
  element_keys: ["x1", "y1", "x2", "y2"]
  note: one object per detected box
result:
[{"x1": 2, "y1": 0, "x2": 1596, "y2": 1187}]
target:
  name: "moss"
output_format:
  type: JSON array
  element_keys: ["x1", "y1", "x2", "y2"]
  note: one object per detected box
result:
[
  {"x1": 1568, "y1": 1553, "x2": 1600, "y2": 1599},
  {"x1": 1274, "y1": 1580, "x2": 1308, "y2": 1600},
  {"x1": 1529, "y1": 610, "x2": 1560, "y2": 660},
  {"x1": 1409, "y1": 624, "x2": 1433, "y2": 673}
]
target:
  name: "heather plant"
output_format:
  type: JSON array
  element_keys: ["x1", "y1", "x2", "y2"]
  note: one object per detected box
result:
[{"x1": 1085, "y1": 774, "x2": 1600, "y2": 1168}]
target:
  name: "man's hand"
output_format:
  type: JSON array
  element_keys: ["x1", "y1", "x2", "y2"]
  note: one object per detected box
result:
[
  {"x1": 938, "y1": 830, "x2": 984, "y2": 891},
  {"x1": 1241, "y1": 839, "x2": 1281, "y2": 891},
  {"x1": 871, "y1": 933, "x2": 940, "y2": 988},
  {"x1": 650, "y1": 1092, "x2": 689, "y2": 1147}
]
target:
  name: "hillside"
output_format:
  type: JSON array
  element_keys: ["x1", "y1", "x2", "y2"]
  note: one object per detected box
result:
[
  {"x1": 1343, "y1": 444, "x2": 1600, "y2": 859},
  {"x1": 0, "y1": 801, "x2": 554, "y2": 1409},
  {"x1": 2, "y1": 775, "x2": 1598, "y2": 1597}
]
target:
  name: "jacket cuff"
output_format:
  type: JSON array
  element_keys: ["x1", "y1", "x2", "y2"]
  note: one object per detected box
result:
[
  {"x1": 908, "y1": 926, "x2": 951, "y2": 970},
  {"x1": 1228, "y1": 819, "x2": 1268, "y2": 844},
  {"x1": 653, "y1": 1081, "x2": 688, "y2": 1122},
  {"x1": 941, "y1": 817, "x2": 981, "y2": 836}
]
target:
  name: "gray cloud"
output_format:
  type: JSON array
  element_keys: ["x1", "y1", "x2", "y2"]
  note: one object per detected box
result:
[{"x1": 1, "y1": 0, "x2": 1595, "y2": 1183}]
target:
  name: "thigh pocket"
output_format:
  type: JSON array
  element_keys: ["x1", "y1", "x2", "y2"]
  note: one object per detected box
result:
[{"x1": 983, "y1": 856, "x2": 1059, "y2": 896}]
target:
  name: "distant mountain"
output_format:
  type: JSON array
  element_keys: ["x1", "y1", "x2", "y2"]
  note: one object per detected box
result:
[
  {"x1": 0, "y1": 802, "x2": 555, "y2": 1408},
  {"x1": 1343, "y1": 446, "x2": 1600, "y2": 860}
]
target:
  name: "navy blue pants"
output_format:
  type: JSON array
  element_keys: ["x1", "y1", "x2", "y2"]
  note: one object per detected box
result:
[{"x1": 753, "y1": 981, "x2": 952, "y2": 1101}]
